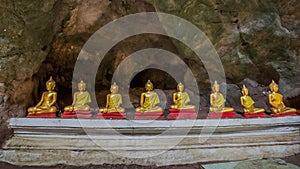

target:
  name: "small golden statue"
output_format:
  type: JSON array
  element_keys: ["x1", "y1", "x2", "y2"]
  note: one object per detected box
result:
[
  {"x1": 170, "y1": 82, "x2": 195, "y2": 110},
  {"x1": 209, "y1": 81, "x2": 234, "y2": 113},
  {"x1": 136, "y1": 80, "x2": 162, "y2": 113},
  {"x1": 240, "y1": 85, "x2": 265, "y2": 114},
  {"x1": 268, "y1": 80, "x2": 296, "y2": 114},
  {"x1": 64, "y1": 80, "x2": 91, "y2": 112},
  {"x1": 99, "y1": 82, "x2": 124, "y2": 113},
  {"x1": 27, "y1": 76, "x2": 57, "y2": 115}
]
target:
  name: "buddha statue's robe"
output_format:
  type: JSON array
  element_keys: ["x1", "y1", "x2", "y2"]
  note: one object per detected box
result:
[
  {"x1": 171, "y1": 92, "x2": 195, "y2": 110},
  {"x1": 28, "y1": 76, "x2": 57, "y2": 115},
  {"x1": 269, "y1": 93, "x2": 296, "y2": 114},
  {"x1": 64, "y1": 91, "x2": 91, "y2": 112},
  {"x1": 241, "y1": 96, "x2": 255, "y2": 108},
  {"x1": 210, "y1": 92, "x2": 234, "y2": 113},
  {"x1": 73, "y1": 91, "x2": 91, "y2": 110},
  {"x1": 241, "y1": 95, "x2": 264, "y2": 114},
  {"x1": 143, "y1": 91, "x2": 159, "y2": 108},
  {"x1": 174, "y1": 92, "x2": 190, "y2": 106},
  {"x1": 136, "y1": 91, "x2": 162, "y2": 112},
  {"x1": 28, "y1": 91, "x2": 57, "y2": 114},
  {"x1": 109, "y1": 94, "x2": 122, "y2": 108},
  {"x1": 100, "y1": 93, "x2": 124, "y2": 113}
]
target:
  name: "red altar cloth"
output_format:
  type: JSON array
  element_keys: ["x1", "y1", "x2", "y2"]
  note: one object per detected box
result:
[
  {"x1": 271, "y1": 113, "x2": 297, "y2": 117},
  {"x1": 244, "y1": 112, "x2": 266, "y2": 118},
  {"x1": 208, "y1": 111, "x2": 235, "y2": 118},
  {"x1": 26, "y1": 113, "x2": 56, "y2": 118},
  {"x1": 135, "y1": 112, "x2": 164, "y2": 120},
  {"x1": 97, "y1": 112, "x2": 126, "y2": 119},
  {"x1": 62, "y1": 111, "x2": 92, "y2": 118},
  {"x1": 168, "y1": 109, "x2": 197, "y2": 119}
]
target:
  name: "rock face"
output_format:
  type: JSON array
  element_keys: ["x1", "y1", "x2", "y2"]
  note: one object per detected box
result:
[
  {"x1": 153, "y1": 0, "x2": 299, "y2": 103},
  {"x1": 0, "y1": 0, "x2": 299, "y2": 146},
  {"x1": 0, "y1": 0, "x2": 79, "y2": 145}
]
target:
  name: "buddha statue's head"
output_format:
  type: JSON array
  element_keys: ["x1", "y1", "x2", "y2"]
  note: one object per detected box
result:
[
  {"x1": 110, "y1": 82, "x2": 118, "y2": 94},
  {"x1": 78, "y1": 80, "x2": 86, "y2": 92},
  {"x1": 145, "y1": 80, "x2": 153, "y2": 91},
  {"x1": 46, "y1": 76, "x2": 56, "y2": 91},
  {"x1": 269, "y1": 80, "x2": 278, "y2": 92},
  {"x1": 177, "y1": 82, "x2": 184, "y2": 92},
  {"x1": 212, "y1": 81, "x2": 220, "y2": 92},
  {"x1": 242, "y1": 85, "x2": 248, "y2": 96}
]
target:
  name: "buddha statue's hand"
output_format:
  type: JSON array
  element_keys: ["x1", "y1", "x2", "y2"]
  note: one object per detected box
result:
[
  {"x1": 136, "y1": 107, "x2": 145, "y2": 113},
  {"x1": 280, "y1": 103, "x2": 286, "y2": 109},
  {"x1": 216, "y1": 106, "x2": 223, "y2": 112},
  {"x1": 279, "y1": 107, "x2": 286, "y2": 112},
  {"x1": 273, "y1": 103, "x2": 284, "y2": 110},
  {"x1": 45, "y1": 105, "x2": 53, "y2": 110},
  {"x1": 101, "y1": 108, "x2": 108, "y2": 113},
  {"x1": 249, "y1": 107, "x2": 255, "y2": 112},
  {"x1": 31, "y1": 107, "x2": 39, "y2": 113}
]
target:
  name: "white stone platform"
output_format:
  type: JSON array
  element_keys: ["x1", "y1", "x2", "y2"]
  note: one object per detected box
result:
[{"x1": 0, "y1": 117, "x2": 300, "y2": 166}]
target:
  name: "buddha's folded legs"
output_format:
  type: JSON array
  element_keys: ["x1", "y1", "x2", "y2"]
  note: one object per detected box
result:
[{"x1": 28, "y1": 106, "x2": 57, "y2": 114}]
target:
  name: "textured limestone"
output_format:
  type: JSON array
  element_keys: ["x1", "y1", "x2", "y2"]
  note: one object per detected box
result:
[
  {"x1": 1, "y1": 117, "x2": 300, "y2": 166},
  {"x1": 203, "y1": 158, "x2": 300, "y2": 169},
  {"x1": 0, "y1": 0, "x2": 299, "y2": 147}
]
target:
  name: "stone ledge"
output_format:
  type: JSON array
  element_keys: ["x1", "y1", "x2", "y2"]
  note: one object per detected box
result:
[{"x1": 0, "y1": 117, "x2": 299, "y2": 166}]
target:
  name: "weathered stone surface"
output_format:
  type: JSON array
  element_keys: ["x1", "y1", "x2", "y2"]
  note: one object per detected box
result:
[
  {"x1": 202, "y1": 158, "x2": 300, "y2": 169},
  {"x1": 234, "y1": 158, "x2": 300, "y2": 169},
  {"x1": 150, "y1": 0, "x2": 300, "y2": 108},
  {"x1": 1, "y1": 117, "x2": 300, "y2": 166},
  {"x1": 0, "y1": 0, "x2": 299, "y2": 148},
  {"x1": 0, "y1": 0, "x2": 79, "y2": 145}
]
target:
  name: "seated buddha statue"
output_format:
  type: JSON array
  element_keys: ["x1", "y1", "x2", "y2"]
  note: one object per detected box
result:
[
  {"x1": 170, "y1": 82, "x2": 195, "y2": 110},
  {"x1": 268, "y1": 80, "x2": 296, "y2": 114},
  {"x1": 27, "y1": 76, "x2": 57, "y2": 115},
  {"x1": 64, "y1": 80, "x2": 91, "y2": 112},
  {"x1": 209, "y1": 81, "x2": 234, "y2": 113},
  {"x1": 240, "y1": 85, "x2": 265, "y2": 114},
  {"x1": 136, "y1": 80, "x2": 162, "y2": 113},
  {"x1": 99, "y1": 82, "x2": 125, "y2": 113}
]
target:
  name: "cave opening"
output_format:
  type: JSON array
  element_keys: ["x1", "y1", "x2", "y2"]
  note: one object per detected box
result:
[{"x1": 130, "y1": 68, "x2": 177, "y2": 90}]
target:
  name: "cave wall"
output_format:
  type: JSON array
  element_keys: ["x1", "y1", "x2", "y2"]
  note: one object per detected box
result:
[
  {"x1": 0, "y1": 0, "x2": 299, "y2": 145},
  {"x1": 153, "y1": 0, "x2": 299, "y2": 88},
  {"x1": 0, "y1": 0, "x2": 80, "y2": 145}
]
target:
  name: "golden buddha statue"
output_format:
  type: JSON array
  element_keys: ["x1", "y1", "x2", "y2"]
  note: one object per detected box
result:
[
  {"x1": 27, "y1": 76, "x2": 57, "y2": 114},
  {"x1": 64, "y1": 80, "x2": 91, "y2": 112},
  {"x1": 209, "y1": 81, "x2": 234, "y2": 113},
  {"x1": 100, "y1": 82, "x2": 125, "y2": 113},
  {"x1": 136, "y1": 80, "x2": 162, "y2": 113},
  {"x1": 240, "y1": 85, "x2": 265, "y2": 114},
  {"x1": 268, "y1": 80, "x2": 296, "y2": 114},
  {"x1": 170, "y1": 82, "x2": 195, "y2": 110}
]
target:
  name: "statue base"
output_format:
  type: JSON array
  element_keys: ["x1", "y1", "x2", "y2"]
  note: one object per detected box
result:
[
  {"x1": 209, "y1": 112, "x2": 235, "y2": 118},
  {"x1": 272, "y1": 113, "x2": 298, "y2": 117},
  {"x1": 26, "y1": 113, "x2": 56, "y2": 118},
  {"x1": 135, "y1": 112, "x2": 164, "y2": 120},
  {"x1": 62, "y1": 111, "x2": 92, "y2": 118},
  {"x1": 168, "y1": 109, "x2": 197, "y2": 119},
  {"x1": 3, "y1": 117, "x2": 300, "y2": 166},
  {"x1": 97, "y1": 112, "x2": 125, "y2": 119},
  {"x1": 297, "y1": 110, "x2": 300, "y2": 115},
  {"x1": 244, "y1": 112, "x2": 266, "y2": 118}
]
